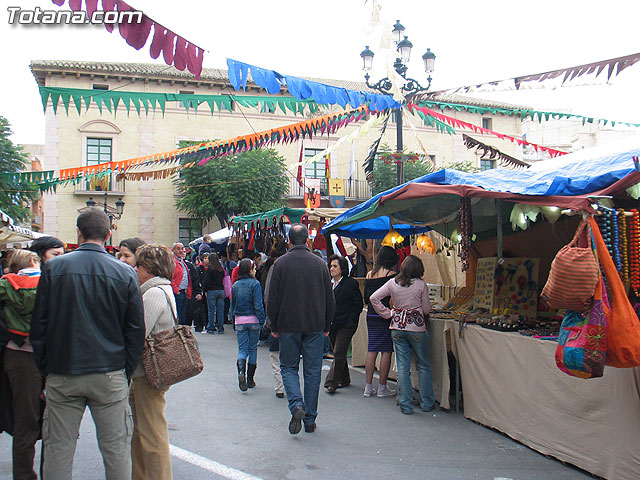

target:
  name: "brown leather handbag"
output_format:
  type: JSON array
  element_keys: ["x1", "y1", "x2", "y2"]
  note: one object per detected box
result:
[{"x1": 142, "y1": 290, "x2": 204, "y2": 389}]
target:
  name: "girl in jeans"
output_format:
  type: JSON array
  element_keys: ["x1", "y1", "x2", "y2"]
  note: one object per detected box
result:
[
  {"x1": 369, "y1": 255, "x2": 434, "y2": 415},
  {"x1": 203, "y1": 253, "x2": 226, "y2": 334},
  {"x1": 230, "y1": 258, "x2": 266, "y2": 391}
]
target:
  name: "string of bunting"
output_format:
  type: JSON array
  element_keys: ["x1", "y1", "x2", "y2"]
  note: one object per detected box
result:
[
  {"x1": 226, "y1": 58, "x2": 400, "y2": 112},
  {"x1": 416, "y1": 99, "x2": 640, "y2": 128},
  {"x1": 21, "y1": 106, "x2": 371, "y2": 188},
  {"x1": 407, "y1": 103, "x2": 568, "y2": 157},
  {"x1": 50, "y1": 0, "x2": 205, "y2": 79},
  {"x1": 39, "y1": 87, "x2": 320, "y2": 117},
  {"x1": 418, "y1": 52, "x2": 640, "y2": 96},
  {"x1": 462, "y1": 135, "x2": 530, "y2": 169}
]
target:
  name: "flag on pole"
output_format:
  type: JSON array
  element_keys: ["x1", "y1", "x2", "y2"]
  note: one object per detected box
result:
[
  {"x1": 296, "y1": 142, "x2": 305, "y2": 188},
  {"x1": 348, "y1": 141, "x2": 356, "y2": 180},
  {"x1": 325, "y1": 154, "x2": 331, "y2": 179}
]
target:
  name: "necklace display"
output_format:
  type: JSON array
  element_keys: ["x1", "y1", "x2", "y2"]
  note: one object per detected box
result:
[
  {"x1": 618, "y1": 209, "x2": 629, "y2": 284},
  {"x1": 459, "y1": 198, "x2": 473, "y2": 272},
  {"x1": 630, "y1": 209, "x2": 640, "y2": 296},
  {"x1": 596, "y1": 210, "x2": 615, "y2": 263}
]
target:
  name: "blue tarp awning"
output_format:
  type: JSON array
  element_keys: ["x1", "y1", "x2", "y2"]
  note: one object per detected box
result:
[{"x1": 323, "y1": 142, "x2": 640, "y2": 237}]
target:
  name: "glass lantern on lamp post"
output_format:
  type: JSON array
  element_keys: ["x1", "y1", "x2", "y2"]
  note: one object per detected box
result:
[{"x1": 360, "y1": 20, "x2": 436, "y2": 185}]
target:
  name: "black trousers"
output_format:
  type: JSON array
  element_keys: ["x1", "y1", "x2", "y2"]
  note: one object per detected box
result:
[
  {"x1": 324, "y1": 321, "x2": 358, "y2": 388},
  {"x1": 3, "y1": 348, "x2": 43, "y2": 480},
  {"x1": 191, "y1": 298, "x2": 208, "y2": 332}
]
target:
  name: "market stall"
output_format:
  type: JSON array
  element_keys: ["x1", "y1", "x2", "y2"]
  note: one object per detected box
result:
[
  {"x1": 323, "y1": 141, "x2": 640, "y2": 480},
  {"x1": 0, "y1": 209, "x2": 44, "y2": 247}
]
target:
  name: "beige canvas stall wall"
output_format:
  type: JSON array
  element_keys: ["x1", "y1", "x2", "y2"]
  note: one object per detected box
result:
[
  {"x1": 413, "y1": 231, "x2": 465, "y2": 288},
  {"x1": 448, "y1": 321, "x2": 640, "y2": 480}
]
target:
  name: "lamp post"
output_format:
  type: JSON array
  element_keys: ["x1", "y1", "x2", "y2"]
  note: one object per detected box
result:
[
  {"x1": 360, "y1": 20, "x2": 435, "y2": 185},
  {"x1": 86, "y1": 192, "x2": 125, "y2": 244}
]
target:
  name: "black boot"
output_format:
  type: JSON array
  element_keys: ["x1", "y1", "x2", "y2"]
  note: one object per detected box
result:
[
  {"x1": 237, "y1": 359, "x2": 247, "y2": 391},
  {"x1": 247, "y1": 363, "x2": 257, "y2": 388}
]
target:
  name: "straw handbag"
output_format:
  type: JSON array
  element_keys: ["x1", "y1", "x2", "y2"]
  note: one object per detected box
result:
[{"x1": 142, "y1": 290, "x2": 204, "y2": 389}]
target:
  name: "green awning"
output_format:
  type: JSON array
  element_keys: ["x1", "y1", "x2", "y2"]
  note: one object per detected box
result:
[{"x1": 230, "y1": 207, "x2": 307, "y2": 228}]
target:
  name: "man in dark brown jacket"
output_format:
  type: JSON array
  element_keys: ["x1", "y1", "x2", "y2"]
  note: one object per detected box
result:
[{"x1": 267, "y1": 224, "x2": 335, "y2": 434}]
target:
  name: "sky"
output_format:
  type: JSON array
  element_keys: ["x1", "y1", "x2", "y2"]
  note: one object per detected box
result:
[{"x1": 2, "y1": 0, "x2": 640, "y2": 145}]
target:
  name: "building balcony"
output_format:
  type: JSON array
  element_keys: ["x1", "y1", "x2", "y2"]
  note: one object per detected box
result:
[
  {"x1": 73, "y1": 172, "x2": 125, "y2": 196},
  {"x1": 286, "y1": 177, "x2": 371, "y2": 201}
]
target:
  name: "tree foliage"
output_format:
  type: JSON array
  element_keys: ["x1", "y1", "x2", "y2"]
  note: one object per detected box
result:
[
  {"x1": 174, "y1": 142, "x2": 289, "y2": 226},
  {"x1": 443, "y1": 159, "x2": 480, "y2": 173},
  {"x1": 371, "y1": 143, "x2": 434, "y2": 196},
  {"x1": 0, "y1": 116, "x2": 38, "y2": 223}
]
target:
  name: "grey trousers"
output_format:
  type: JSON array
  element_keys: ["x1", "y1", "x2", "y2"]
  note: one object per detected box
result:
[{"x1": 42, "y1": 369, "x2": 133, "y2": 480}]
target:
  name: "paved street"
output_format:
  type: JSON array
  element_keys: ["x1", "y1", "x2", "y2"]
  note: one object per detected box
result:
[{"x1": 1, "y1": 329, "x2": 592, "y2": 479}]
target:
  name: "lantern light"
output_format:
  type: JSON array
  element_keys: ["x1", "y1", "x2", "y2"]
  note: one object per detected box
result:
[
  {"x1": 392, "y1": 20, "x2": 405, "y2": 44},
  {"x1": 397, "y1": 36, "x2": 413, "y2": 63},
  {"x1": 360, "y1": 46, "x2": 374, "y2": 71},
  {"x1": 381, "y1": 228, "x2": 405, "y2": 247},
  {"x1": 416, "y1": 234, "x2": 435, "y2": 254},
  {"x1": 422, "y1": 48, "x2": 436, "y2": 73}
]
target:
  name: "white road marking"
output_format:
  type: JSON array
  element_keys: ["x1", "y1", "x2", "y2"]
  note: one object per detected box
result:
[{"x1": 170, "y1": 444, "x2": 263, "y2": 480}]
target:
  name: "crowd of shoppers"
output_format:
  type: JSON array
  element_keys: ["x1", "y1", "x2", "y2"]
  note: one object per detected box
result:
[{"x1": 0, "y1": 216, "x2": 436, "y2": 476}]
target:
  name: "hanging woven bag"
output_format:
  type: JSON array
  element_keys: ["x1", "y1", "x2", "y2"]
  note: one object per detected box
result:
[{"x1": 541, "y1": 218, "x2": 599, "y2": 312}]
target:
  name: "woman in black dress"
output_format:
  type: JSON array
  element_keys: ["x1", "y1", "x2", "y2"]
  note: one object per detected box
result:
[{"x1": 363, "y1": 246, "x2": 398, "y2": 397}]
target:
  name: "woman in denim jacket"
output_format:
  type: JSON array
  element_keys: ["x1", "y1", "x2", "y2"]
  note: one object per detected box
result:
[{"x1": 230, "y1": 258, "x2": 266, "y2": 391}]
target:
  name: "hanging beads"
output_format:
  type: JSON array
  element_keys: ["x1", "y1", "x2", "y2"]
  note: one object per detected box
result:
[
  {"x1": 618, "y1": 209, "x2": 629, "y2": 284},
  {"x1": 459, "y1": 197, "x2": 473, "y2": 272},
  {"x1": 612, "y1": 208, "x2": 622, "y2": 272},
  {"x1": 629, "y1": 209, "x2": 640, "y2": 297},
  {"x1": 597, "y1": 209, "x2": 614, "y2": 260}
]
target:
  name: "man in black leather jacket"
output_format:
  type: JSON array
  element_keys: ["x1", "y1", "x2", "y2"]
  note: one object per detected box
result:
[{"x1": 30, "y1": 208, "x2": 144, "y2": 480}]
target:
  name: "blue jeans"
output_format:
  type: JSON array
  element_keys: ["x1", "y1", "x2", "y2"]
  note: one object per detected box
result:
[
  {"x1": 174, "y1": 290, "x2": 188, "y2": 325},
  {"x1": 236, "y1": 324, "x2": 261, "y2": 364},
  {"x1": 206, "y1": 290, "x2": 225, "y2": 333},
  {"x1": 323, "y1": 335, "x2": 331, "y2": 355},
  {"x1": 391, "y1": 330, "x2": 435, "y2": 413},
  {"x1": 279, "y1": 331, "x2": 324, "y2": 426}
]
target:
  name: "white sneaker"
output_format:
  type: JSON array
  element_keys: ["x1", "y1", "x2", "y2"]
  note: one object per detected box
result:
[
  {"x1": 363, "y1": 384, "x2": 376, "y2": 397},
  {"x1": 377, "y1": 384, "x2": 396, "y2": 397}
]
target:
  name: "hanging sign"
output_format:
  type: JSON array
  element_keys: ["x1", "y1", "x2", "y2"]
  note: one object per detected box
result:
[
  {"x1": 328, "y1": 179, "x2": 346, "y2": 208},
  {"x1": 304, "y1": 178, "x2": 322, "y2": 209}
]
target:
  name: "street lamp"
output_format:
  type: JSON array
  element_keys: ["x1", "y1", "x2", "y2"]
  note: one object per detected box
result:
[
  {"x1": 86, "y1": 192, "x2": 125, "y2": 224},
  {"x1": 360, "y1": 20, "x2": 436, "y2": 185}
]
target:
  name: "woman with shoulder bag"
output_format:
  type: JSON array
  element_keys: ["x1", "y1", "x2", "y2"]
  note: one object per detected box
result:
[
  {"x1": 129, "y1": 244, "x2": 176, "y2": 480},
  {"x1": 369, "y1": 255, "x2": 434, "y2": 415},
  {"x1": 230, "y1": 258, "x2": 266, "y2": 392},
  {"x1": 324, "y1": 255, "x2": 363, "y2": 394}
]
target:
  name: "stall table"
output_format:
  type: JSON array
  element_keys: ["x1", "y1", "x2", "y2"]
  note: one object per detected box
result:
[{"x1": 445, "y1": 322, "x2": 640, "y2": 480}]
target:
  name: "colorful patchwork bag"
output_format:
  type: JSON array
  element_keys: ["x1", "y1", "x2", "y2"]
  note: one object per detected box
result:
[{"x1": 555, "y1": 252, "x2": 609, "y2": 379}]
